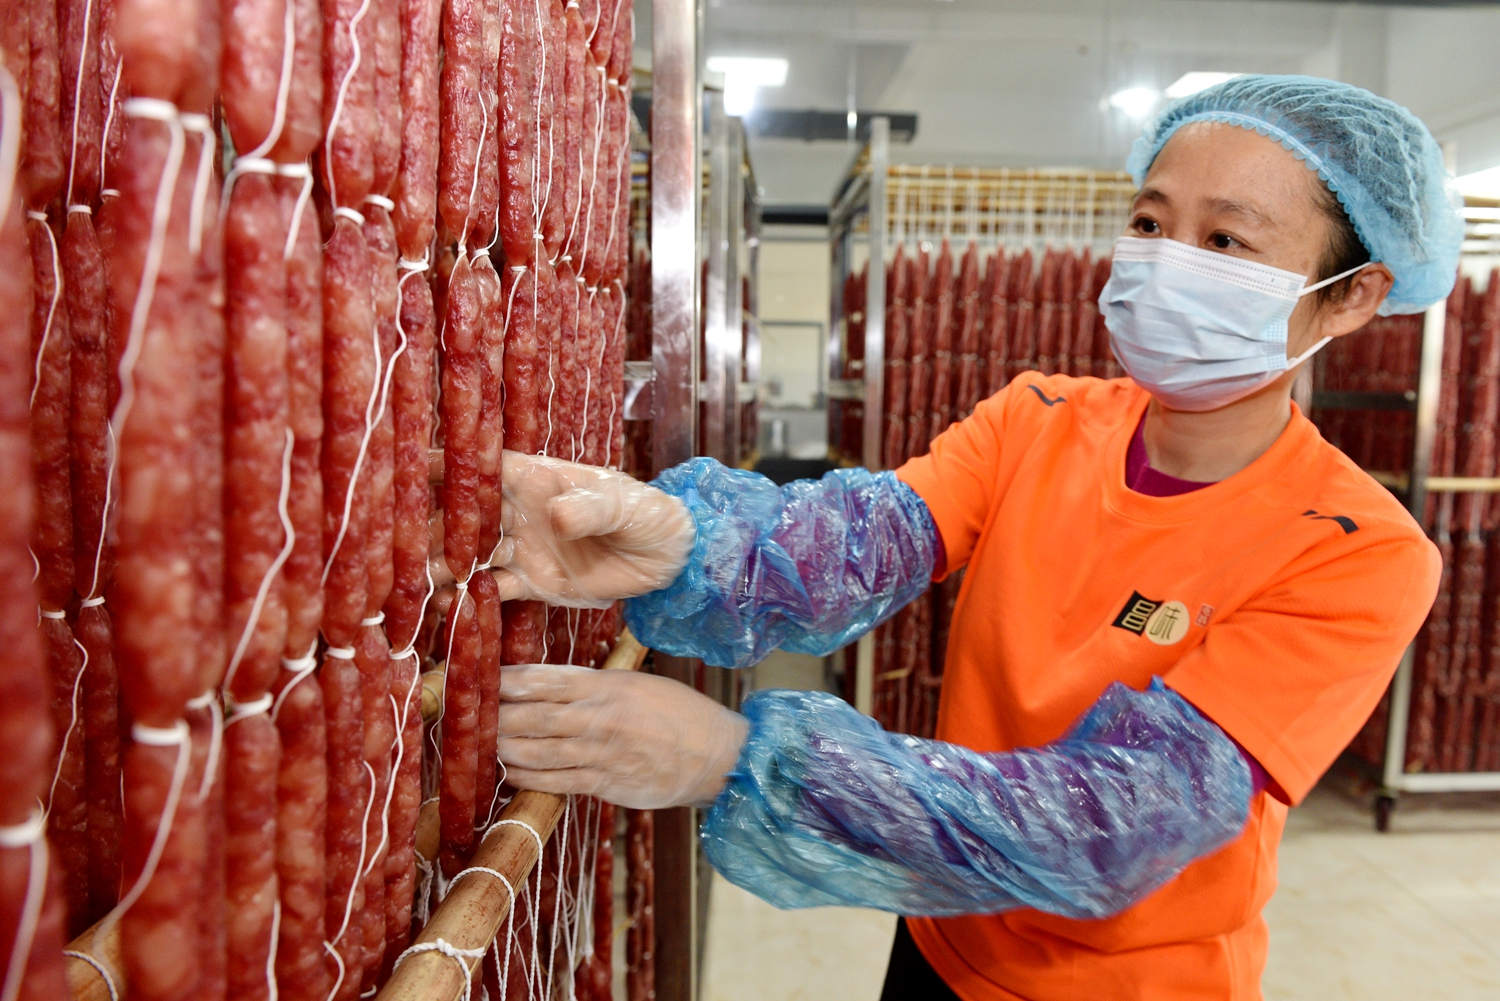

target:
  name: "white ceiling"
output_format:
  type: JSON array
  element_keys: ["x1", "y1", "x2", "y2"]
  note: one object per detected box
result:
[{"x1": 640, "y1": 0, "x2": 1500, "y2": 204}]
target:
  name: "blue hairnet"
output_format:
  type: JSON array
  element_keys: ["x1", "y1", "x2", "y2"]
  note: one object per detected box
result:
[{"x1": 1126, "y1": 74, "x2": 1463, "y2": 315}]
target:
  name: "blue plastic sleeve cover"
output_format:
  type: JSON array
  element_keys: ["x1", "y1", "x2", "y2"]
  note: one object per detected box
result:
[
  {"x1": 623, "y1": 458, "x2": 940, "y2": 669},
  {"x1": 701, "y1": 678, "x2": 1253, "y2": 919}
]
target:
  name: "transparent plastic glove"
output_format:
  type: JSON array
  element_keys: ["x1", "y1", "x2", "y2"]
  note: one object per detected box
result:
[
  {"x1": 487, "y1": 451, "x2": 696, "y2": 607},
  {"x1": 702, "y1": 678, "x2": 1252, "y2": 919},
  {"x1": 495, "y1": 663, "x2": 749, "y2": 810},
  {"x1": 624, "y1": 458, "x2": 939, "y2": 668}
]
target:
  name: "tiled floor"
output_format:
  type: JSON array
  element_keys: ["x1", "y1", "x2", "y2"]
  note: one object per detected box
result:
[{"x1": 701, "y1": 747, "x2": 1500, "y2": 1001}]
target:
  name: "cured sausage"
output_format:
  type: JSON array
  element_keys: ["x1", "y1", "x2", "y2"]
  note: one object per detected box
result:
[
  {"x1": 320, "y1": 646, "x2": 366, "y2": 1001},
  {"x1": 280, "y1": 170, "x2": 324, "y2": 661},
  {"x1": 473, "y1": 255, "x2": 504, "y2": 560},
  {"x1": 271, "y1": 657, "x2": 328, "y2": 1001},
  {"x1": 321, "y1": 0, "x2": 375, "y2": 208},
  {"x1": 378, "y1": 649, "x2": 421, "y2": 978},
  {"x1": 223, "y1": 709, "x2": 280, "y2": 1001},
  {"x1": 624, "y1": 807, "x2": 652, "y2": 1001},
  {"x1": 442, "y1": 255, "x2": 482, "y2": 581},
  {"x1": 438, "y1": 586, "x2": 479, "y2": 879},
  {"x1": 353, "y1": 622, "x2": 392, "y2": 993},
  {"x1": 471, "y1": 569, "x2": 502, "y2": 828},
  {"x1": 369, "y1": 0, "x2": 402, "y2": 201},
  {"x1": 269, "y1": 0, "x2": 323, "y2": 164},
  {"x1": 391, "y1": 0, "x2": 439, "y2": 260},
  {"x1": 383, "y1": 264, "x2": 434, "y2": 652},
  {"x1": 59, "y1": 0, "x2": 103, "y2": 206},
  {"x1": 436, "y1": 0, "x2": 484, "y2": 247},
  {"x1": 497, "y1": 0, "x2": 538, "y2": 263},
  {"x1": 362, "y1": 204, "x2": 398, "y2": 620}
]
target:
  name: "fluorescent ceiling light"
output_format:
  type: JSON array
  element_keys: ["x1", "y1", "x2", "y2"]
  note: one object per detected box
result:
[
  {"x1": 1457, "y1": 165, "x2": 1500, "y2": 200},
  {"x1": 1165, "y1": 72, "x2": 1244, "y2": 99},
  {"x1": 706, "y1": 56, "x2": 788, "y2": 116},
  {"x1": 1108, "y1": 87, "x2": 1160, "y2": 119}
]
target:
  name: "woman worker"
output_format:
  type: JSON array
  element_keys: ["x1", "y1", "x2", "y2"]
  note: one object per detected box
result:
[{"x1": 479, "y1": 76, "x2": 1463, "y2": 999}]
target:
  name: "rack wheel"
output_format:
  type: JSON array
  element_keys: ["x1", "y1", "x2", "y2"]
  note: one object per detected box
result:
[{"x1": 1375, "y1": 794, "x2": 1395, "y2": 832}]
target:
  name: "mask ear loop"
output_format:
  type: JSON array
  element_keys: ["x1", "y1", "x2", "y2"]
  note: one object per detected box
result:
[{"x1": 1288, "y1": 261, "x2": 1375, "y2": 369}]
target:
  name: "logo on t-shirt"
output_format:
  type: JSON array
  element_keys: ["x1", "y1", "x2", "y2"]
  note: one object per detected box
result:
[{"x1": 1112, "y1": 592, "x2": 1191, "y2": 645}]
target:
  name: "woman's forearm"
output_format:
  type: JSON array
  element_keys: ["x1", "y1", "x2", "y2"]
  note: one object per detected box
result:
[
  {"x1": 623, "y1": 458, "x2": 940, "y2": 668},
  {"x1": 701, "y1": 679, "x2": 1252, "y2": 919}
]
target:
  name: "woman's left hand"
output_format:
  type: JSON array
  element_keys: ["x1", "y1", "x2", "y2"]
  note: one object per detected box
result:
[{"x1": 496, "y1": 664, "x2": 749, "y2": 810}]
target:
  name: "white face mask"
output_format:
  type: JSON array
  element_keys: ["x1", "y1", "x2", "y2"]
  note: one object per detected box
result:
[{"x1": 1099, "y1": 237, "x2": 1370, "y2": 412}]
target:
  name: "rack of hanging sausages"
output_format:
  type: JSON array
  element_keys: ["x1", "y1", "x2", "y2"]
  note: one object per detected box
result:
[
  {"x1": 824, "y1": 126, "x2": 1134, "y2": 736},
  {"x1": 1329, "y1": 195, "x2": 1500, "y2": 831},
  {"x1": 0, "y1": 0, "x2": 754, "y2": 988}
]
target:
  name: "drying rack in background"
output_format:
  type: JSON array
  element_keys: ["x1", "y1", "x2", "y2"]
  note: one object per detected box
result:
[{"x1": 824, "y1": 122, "x2": 1135, "y2": 721}]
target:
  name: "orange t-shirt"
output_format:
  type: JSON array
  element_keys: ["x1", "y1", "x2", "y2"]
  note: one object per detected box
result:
[{"x1": 895, "y1": 373, "x2": 1440, "y2": 1001}]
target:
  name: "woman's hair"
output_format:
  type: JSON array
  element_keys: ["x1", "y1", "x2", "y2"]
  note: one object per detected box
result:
[{"x1": 1312, "y1": 181, "x2": 1370, "y2": 307}]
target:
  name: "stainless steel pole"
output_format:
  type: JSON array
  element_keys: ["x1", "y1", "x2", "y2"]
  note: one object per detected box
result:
[{"x1": 650, "y1": 0, "x2": 701, "y2": 988}]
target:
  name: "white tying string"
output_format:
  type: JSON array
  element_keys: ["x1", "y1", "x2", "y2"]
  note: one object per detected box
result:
[
  {"x1": 68, "y1": 203, "x2": 91, "y2": 214},
  {"x1": 99, "y1": 61, "x2": 122, "y2": 193},
  {"x1": 453, "y1": 864, "x2": 518, "y2": 993},
  {"x1": 265, "y1": 898, "x2": 281, "y2": 1001},
  {"x1": 271, "y1": 650, "x2": 320, "y2": 721},
  {"x1": 391, "y1": 939, "x2": 487, "y2": 1001},
  {"x1": 179, "y1": 113, "x2": 215, "y2": 256},
  {"x1": 187, "y1": 692, "x2": 225, "y2": 803},
  {"x1": 222, "y1": 429, "x2": 297, "y2": 697},
  {"x1": 38, "y1": 608, "x2": 65, "y2": 619},
  {"x1": 321, "y1": 253, "x2": 387, "y2": 592},
  {"x1": 364, "y1": 193, "x2": 394, "y2": 212},
  {"x1": 218, "y1": 156, "x2": 279, "y2": 233},
  {"x1": 93, "y1": 719, "x2": 192, "y2": 970},
  {"x1": 333, "y1": 205, "x2": 366, "y2": 227},
  {"x1": 360, "y1": 612, "x2": 386, "y2": 627},
  {"x1": 0, "y1": 808, "x2": 47, "y2": 1001},
  {"x1": 44, "y1": 634, "x2": 89, "y2": 825},
  {"x1": 111, "y1": 100, "x2": 186, "y2": 456},
  {"x1": 81, "y1": 596, "x2": 105, "y2": 608},
  {"x1": 0, "y1": 67, "x2": 20, "y2": 226},
  {"x1": 398, "y1": 256, "x2": 429, "y2": 272},
  {"x1": 225, "y1": 693, "x2": 275, "y2": 727},
  {"x1": 322, "y1": 0, "x2": 375, "y2": 209},
  {"x1": 326, "y1": 646, "x2": 357, "y2": 660},
  {"x1": 27, "y1": 211, "x2": 61, "y2": 410},
  {"x1": 460, "y1": 94, "x2": 489, "y2": 253},
  {"x1": 279, "y1": 162, "x2": 314, "y2": 261},
  {"x1": 61, "y1": 950, "x2": 119, "y2": 1001},
  {"x1": 64, "y1": 0, "x2": 97, "y2": 207},
  {"x1": 241, "y1": 0, "x2": 297, "y2": 162}
]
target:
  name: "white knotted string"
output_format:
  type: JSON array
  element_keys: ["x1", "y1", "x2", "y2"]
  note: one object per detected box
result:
[
  {"x1": 271, "y1": 650, "x2": 319, "y2": 722},
  {"x1": 278, "y1": 162, "x2": 314, "y2": 261},
  {"x1": 187, "y1": 691, "x2": 224, "y2": 803},
  {"x1": 322, "y1": 0, "x2": 375, "y2": 208},
  {"x1": 92, "y1": 719, "x2": 192, "y2": 978},
  {"x1": 225, "y1": 692, "x2": 275, "y2": 727},
  {"x1": 43, "y1": 633, "x2": 89, "y2": 825},
  {"x1": 178, "y1": 113, "x2": 216, "y2": 256},
  {"x1": 98, "y1": 61, "x2": 122, "y2": 193},
  {"x1": 218, "y1": 155, "x2": 279, "y2": 233},
  {"x1": 0, "y1": 808, "x2": 47, "y2": 1001},
  {"x1": 0, "y1": 67, "x2": 20, "y2": 225},
  {"x1": 222, "y1": 429, "x2": 297, "y2": 697},
  {"x1": 111, "y1": 99, "x2": 185, "y2": 454},
  {"x1": 241, "y1": 0, "x2": 297, "y2": 163},
  {"x1": 392, "y1": 939, "x2": 487, "y2": 1001},
  {"x1": 333, "y1": 205, "x2": 366, "y2": 227},
  {"x1": 26, "y1": 210, "x2": 62, "y2": 410},
  {"x1": 61, "y1": 949, "x2": 119, "y2": 1001},
  {"x1": 265, "y1": 898, "x2": 281, "y2": 1001}
]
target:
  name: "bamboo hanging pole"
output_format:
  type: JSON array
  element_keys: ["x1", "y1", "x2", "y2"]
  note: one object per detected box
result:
[
  {"x1": 65, "y1": 630, "x2": 650, "y2": 1001},
  {"x1": 376, "y1": 629, "x2": 648, "y2": 1001}
]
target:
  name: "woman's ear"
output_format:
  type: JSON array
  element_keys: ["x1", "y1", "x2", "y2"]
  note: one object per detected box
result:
[{"x1": 1323, "y1": 264, "x2": 1396, "y2": 340}]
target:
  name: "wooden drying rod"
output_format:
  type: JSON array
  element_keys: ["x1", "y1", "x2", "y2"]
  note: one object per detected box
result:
[{"x1": 63, "y1": 629, "x2": 652, "y2": 1001}]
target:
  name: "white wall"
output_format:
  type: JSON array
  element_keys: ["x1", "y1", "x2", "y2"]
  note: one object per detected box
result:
[
  {"x1": 694, "y1": 0, "x2": 1500, "y2": 204},
  {"x1": 756, "y1": 235, "x2": 830, "y2": 410}
]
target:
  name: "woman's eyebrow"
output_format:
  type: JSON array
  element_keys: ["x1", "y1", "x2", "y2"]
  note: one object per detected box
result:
[{"x1": 1204, "y1": 196, "x2": 1275, "y2": 226}]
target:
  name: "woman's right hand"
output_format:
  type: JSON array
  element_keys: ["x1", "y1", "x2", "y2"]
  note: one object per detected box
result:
[{"x1": 467, "y1": 451, "x2": 694, "y2": 606}]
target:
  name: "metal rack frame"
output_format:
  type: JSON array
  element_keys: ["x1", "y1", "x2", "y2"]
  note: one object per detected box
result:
[{"x1": 1373, "y1": 198, "x2": 1500, "y2": 827}]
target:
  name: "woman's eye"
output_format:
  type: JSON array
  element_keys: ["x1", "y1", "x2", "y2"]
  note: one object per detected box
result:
[
  {"x1": 1209, "y1": 233, "x2": 1240, "y2": 250},
  {"x1": 1131, "y1": 216, "x2": 1160, "y2": 235}
]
